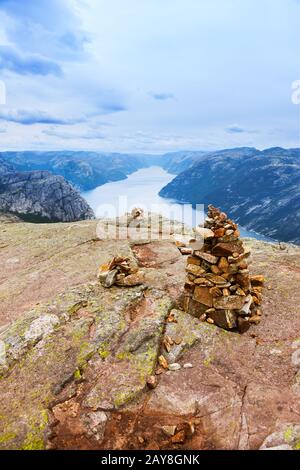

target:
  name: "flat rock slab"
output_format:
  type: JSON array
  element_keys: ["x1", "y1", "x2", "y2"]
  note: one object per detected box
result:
[{"x1": 0, "y1": 219, "x2": 300, "y2": 450}]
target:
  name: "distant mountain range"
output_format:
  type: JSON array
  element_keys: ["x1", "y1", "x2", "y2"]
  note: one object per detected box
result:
[
  {"x1": 1, "y1": 147, "x2": 299, "y2": 244},
  {"x1": 159, "y1": 147, "x2": 300, "y2": 244},
  {"x1": 0, "y1": 150, "x2": 209, "y2": 191}
]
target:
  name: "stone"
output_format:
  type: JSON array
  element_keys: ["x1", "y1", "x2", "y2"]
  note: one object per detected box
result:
[
  {"x1": 146, "y1": 376, "x2": 158, "y2": 389},
  {"x1": 213, "y1": 295, "x2": 245, "y2": 310},
  {"x1": 250, "y1": 275, "x2": 265, "y2": 286},
  {"x1": 158, "y1": 355, "x2": 168, "y2": 369},
  {"x1": 218, "y1": 257, "x2": 229, "y2": 272},
  {"x1": 179, "y1": 247, "x2": 193, "y2": 255},
  {"x1": 249, "y1": 315, "x2": 261, "y2": 325},
  {"x1": 211, "y1": 265, "x2": 221, "y2": 274},
  {"x1": 24, "y1": 314, "x2": 60, "y2": 343},
  {"x1": 214, "y1": 227, "x2": 225, "y2": 238},
  {"x1": 208, "y1": 309, "x2": 237, "y2": 329},
  {"x1": 209, "y1": 286, "x2": 223, "y2": 297},
  {"x1": 168, "y1": 363, "x2": 181, "y2": 371},
  {"x1": 187, "y1": 256, "x2": 201, "y2": 266},
  {"x1": 186, "y1": 264, "x2": 206, "y2": 276},
  {"x1": 195, "y1": 227, "x2": 215, "y2": 239},
  {"x1": 98, "y1": 268, "x2": 118, "y2": 287},
  {"x1": 239, "y1": 295, "x2": 253, "y2": 316},
  {"x1": 194, "y1": 278, "x2": 214, "y2": 286},
  {"x1": 194, "y1": 251, "x2": 219, "y2": 264},
  {"x1": 83, "y1": 411, "x2": 108, "y2": 442},
  {"x1": 185, "y1": 297, "x2": 208, "y2": 318},
  {"x1": 212, "y1": 242, "x2": 244, "y2": 257},
  {"x1": 237, "y1": 317, "x2": 250, "y2": 333},
  {"x1": 236, "y1": 273, "x2": 251, "y2": 291},
  {"x1": 193, "y1": 286, "x2": 213, "y2": 307},
  {"x1": 171, "y1": 430, "x2": 186, "y2": 444},
  {"x1": 115, "y1": 271, "x2": 144, "y2": 286},
  {"x1": 205, "y1": 274, "x2": 230, "y2": 286},
  {"x1": 183, "y1": 363, "x2": 193, "y2": 368},
  {"x1": 162, "y1": 425, "x2": 177, "y2": 437}
]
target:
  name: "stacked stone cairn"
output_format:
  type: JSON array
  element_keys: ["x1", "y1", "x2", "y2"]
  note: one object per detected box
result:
[
  {"x1": 97, "y1": 255, "x2": 144, "y2": 288},
  {"x1": 184, "y1": 205, "x2": 264, "y2": 333}
]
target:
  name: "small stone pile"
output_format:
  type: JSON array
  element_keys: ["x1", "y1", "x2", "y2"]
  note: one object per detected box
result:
[
  {"x1": 97, "y1": 255, "x2": 144, "y2": 288},
  {"x1": 184, "y1": 205, "x2": 264, "y2": 333}
]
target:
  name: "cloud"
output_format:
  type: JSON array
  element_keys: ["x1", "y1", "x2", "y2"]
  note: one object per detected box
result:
[
  {"x1": 150, "y1": 92, "x2": 176, "y2": 101},
  {"x1": 0, "y1": 128, "x2": 6, "y2": 133},
  {"x1": 0, "y1": 108, "x2": 85, "y2": 125},
  {"x1": 43, "y1": 128, "x2": 105, "y2": 140},
  {"x1": 0, "y1": 45, "x2": 62, "y2": 76},
  {"x1": 0, "y1": 0, "x2": 88, "y2": 60},
  {"x1": 225, "y1": 125, "x2": 259, "y2": 134}
]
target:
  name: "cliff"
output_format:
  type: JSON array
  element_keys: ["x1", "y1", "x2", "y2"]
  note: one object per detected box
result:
[
  {"x1": 0, "y1": 169, "x2": 94, "y2": 222},
  {"x1": 0, "y1": 215, "x2": 299, "y2": 450},
  {"x1": 159, "y1": 147, "x2": 300, "y2": 244}
]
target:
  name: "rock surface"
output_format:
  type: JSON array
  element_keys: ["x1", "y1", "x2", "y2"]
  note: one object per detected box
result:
[
  {"x1": 0, "y1": 216, "x2": 299, "y2": 450},
  {"x1": 0, "y1": 170, "x2": 94, "y2": 222}
]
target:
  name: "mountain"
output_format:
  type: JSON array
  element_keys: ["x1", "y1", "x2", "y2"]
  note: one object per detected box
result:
[
  {"x1": 0, "y1": 167, "x2": 94, "y2": 222},
  {"x1": 160, "y1": 150, "x2": 209, "y2": 174},
  {"x1": 0, "y1": 214, "x2": 299, "y2": 450},
  {"x1": 159, "y1": 147, "x2": 300, "y2": 244},
  {"x1": 0, "y1": 151, "x2": 159, "y2": 191}
]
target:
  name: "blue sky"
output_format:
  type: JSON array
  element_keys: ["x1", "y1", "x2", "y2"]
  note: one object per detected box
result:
[{"x1": 0, "y1": 0, "x2": 299, "y2": 152}]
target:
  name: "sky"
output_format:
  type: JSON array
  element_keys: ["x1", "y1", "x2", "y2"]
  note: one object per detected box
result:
[{"x1": 0, "y1": 0, "x2": 299, "y2": 153}]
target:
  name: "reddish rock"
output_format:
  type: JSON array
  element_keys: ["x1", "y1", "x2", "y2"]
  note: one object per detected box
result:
[
  {"x1": 212, "y1": 242, "x2": 244, "y2": 257},
  {"x1": 194, "y1": 252, "x2": 219, "y2": 264},
  {"x1": 213, "y1": 295, "x2": 245, "y2": 310},
  {"x1": 193, "y1": 287, "x2": 213, "y2": 307}
]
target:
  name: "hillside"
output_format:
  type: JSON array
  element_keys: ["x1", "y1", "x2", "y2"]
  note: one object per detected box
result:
[
  {"x1": 0, "y1": 215, "x2": 299, "y2": 450},
  {"x1": 0, "y1": 151, "x2": 159, "y2": 191},
  {"x1": 0, "y1": 167, "x2": 94, "y2": 222},
  {"x1": 159, "y1": 147, "x2": 300, "y2": 244}
]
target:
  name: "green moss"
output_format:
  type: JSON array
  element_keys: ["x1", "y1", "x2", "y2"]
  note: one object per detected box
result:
[
  {"x1": 99, "y1": 350, "x2": 109, "y2": 359},
  {"x1": 284, "y1": 426, "x2": 293, "y2": 443},
  {"x1": 68, "y1": 300, "x2": 88, "y2": 316},
  {"x1": 293, "y1": 441, "x2": 300, "y2": 450},
  {"x1": 22, "y1": 434, "x2": 44, "y2": 450},
  {"x1": 114, "y1": 389, "x2": 138, "y2": 408},
  {"x1": 21, "y1": 409, "x2": 48, "y2": 450},
  {"x1": 74, "y1": 368, "x2": 82, "y2": 380},
  {"x1": 0, "y1": 432, "x2": 17, "y2": 445}
]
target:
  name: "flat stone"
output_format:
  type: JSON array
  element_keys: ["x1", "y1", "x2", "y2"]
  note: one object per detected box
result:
[
  {"x1": 186, "y1": 264, "x2": 206, "y2": 276},
  {"x1": 213, "y1": 295, "x2": 245, "y2": 310},
  {"x1": 194, "y1": 227, "x2": 215, "y2": 240},
  {"x1": 186, "y1": 297, "x2": 208, "y2": 317},
  {"x1": 208, "y1": 309, "x2": 237, "y2": 329},
  {"x1": 239, "y1": 295, "x2": 253, "y2": 315},
  {"x1": 250, "y1": 275, "x2": 265, "y2": 286},
  {"x1": 186, "y1": 256, "x2": 201, "y2": 266},
  {"x1": 194, "y1": 251, "x2": 219, "y2": 264},
  {"x1": 193, "y1": 286, "x2": 213, "y2": 307},
  {"x1": 205, "y1": 274, "x2": 229, "y2": 286},
  {"x1": 115, "y1": 271, "x2": 144, "y2": 286},
  {"x1": 212, "y1": 242, "x2": 244, "y2": 257},
  {"x1": 98, "y1": 269, "x2": 118, "y2": 287}
]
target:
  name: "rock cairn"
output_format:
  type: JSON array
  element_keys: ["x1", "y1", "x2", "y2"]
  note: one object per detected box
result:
[
  {"x1": 97, "y1": 255, "x2": 144, "y2": 287},
  {"x1": 184, "y1": 205, "x2": 264, "y2": 333}
]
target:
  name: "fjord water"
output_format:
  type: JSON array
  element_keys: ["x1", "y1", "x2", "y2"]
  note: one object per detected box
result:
[{"x1": 82, "y1": 166, "x2": 271, "y2": 241}]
